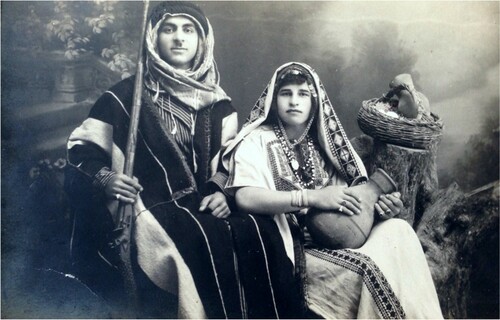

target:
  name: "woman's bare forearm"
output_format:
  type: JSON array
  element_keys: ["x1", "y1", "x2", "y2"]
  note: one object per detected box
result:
[
  {"x1": 235, "y1": 187, "x2": 298, "y2": 215},
  {"x1": 235, "y1": 185, "x2": 363, "y2": 216}
]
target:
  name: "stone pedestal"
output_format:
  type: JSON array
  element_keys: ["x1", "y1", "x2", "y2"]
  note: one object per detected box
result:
[{"x1": 51, "y1": 51, "x2": 94, "y2": 103}]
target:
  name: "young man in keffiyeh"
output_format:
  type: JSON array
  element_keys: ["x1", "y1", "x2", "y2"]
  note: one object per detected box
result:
[
  {"x1": 65, "y1": 2, "x2": 302, "y2": 318},
  {"x1": 223, "y1": 62, "x2": 443, "y2": 318}
]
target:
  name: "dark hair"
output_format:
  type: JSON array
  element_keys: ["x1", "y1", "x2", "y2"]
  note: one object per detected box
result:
[{"x1": 276, "y1": 72, "x2": 310, "y2": 91}]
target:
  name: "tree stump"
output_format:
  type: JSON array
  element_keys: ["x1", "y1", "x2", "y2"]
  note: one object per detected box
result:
[
  {"x1": 351, "y1": 135, "x2": 499, "y2": 318},
  {"x1": 414, "y1": 139, "x2": 441, "y2": 227},
  {"x1": 368, "y1": 140, "x2": 428, "y2": 225},
  {"x1": 351, "y1": 135, "x2": 440, "y2": 226}
]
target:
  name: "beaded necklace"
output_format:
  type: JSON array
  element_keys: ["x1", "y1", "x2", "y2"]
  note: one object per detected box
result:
[
  {"x1": 278, "y1": 116, "x2": 314, "y2": 147},
  {"x1": 274, "y1": 123, "x2": 316, "y2": 189}
]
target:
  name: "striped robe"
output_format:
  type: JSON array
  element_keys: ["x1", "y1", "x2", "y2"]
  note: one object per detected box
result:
[{"x1": 65, "y1": 77, "x2": 302, "y2": 318}]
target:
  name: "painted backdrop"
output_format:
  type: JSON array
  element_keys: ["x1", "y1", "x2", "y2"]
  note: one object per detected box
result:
[{"x1": 1, "y1": 1, "x2": 498, "y2": 318}]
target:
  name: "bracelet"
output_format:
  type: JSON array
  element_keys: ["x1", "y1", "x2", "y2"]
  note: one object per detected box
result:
[
  {"x1": 302, "y1": 189, "x2": 309, "y2": 207},
  {"x1": 291, "y1": 190, "x2": 308, "y2": 208},
  {"x1": 291, "y1": 190, "x2": 298, "y2": 207},
  {"x1": 93, "y1": 167, "x2": 116, "y2": 190},
  {"x1": 291, "y1": 190, "x2": 301, "y2": 207}
]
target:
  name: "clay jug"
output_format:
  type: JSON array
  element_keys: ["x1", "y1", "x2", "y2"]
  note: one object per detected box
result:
[{"x1": 306, "y1": 168, "x2": 397, "y2": 249}]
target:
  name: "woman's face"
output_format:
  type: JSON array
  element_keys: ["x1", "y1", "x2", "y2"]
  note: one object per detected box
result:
[
  {"x1": 157, "y1": 16, "x2": 199, "y2": 70},
  {"x1": 276, "y1": 82, "x2": 313, "y2": 128}
]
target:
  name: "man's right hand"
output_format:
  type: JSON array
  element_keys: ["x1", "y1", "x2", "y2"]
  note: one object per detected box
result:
[{"x1": 105, "y1": 173, "x2": 143, "y2": 204}]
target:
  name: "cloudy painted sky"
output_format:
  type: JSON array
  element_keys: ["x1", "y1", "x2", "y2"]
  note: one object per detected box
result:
[
  {"x1": 204, "y1": 1, "x2": 499, "y2": 137},
  {"x1": 2, "y1": 1, "x2": 498, "y2": 181},
  {"x1": 199, "y1": 1, "x2": 499, "y2": 177}
]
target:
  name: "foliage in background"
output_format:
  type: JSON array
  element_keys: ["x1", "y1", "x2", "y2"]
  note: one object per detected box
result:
[
  {"x1": 46, "y1": 1, "x2": 93, "y2": 60},
  {"x1": 9, "y1": 1, "x2": 142, "y2": 78},
  {"x1": 29, "y1": 158, "x2": 67, "y2": 188}
]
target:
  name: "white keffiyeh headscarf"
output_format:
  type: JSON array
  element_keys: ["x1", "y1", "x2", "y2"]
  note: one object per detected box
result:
[{"x1": 144, "y1": 9, "x2": 230, "y2": 110}]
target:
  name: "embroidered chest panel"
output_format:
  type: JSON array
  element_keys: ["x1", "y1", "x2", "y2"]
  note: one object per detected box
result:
[{"x1": 266, "y1": 140, "x2": 332, "y2": 191}]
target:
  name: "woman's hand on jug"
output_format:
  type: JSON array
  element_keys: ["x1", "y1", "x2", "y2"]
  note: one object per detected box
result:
[
  {"x1": 375, "y1": 192, "x2": 403, "y2": 220},
  {"x1": 310, "y1": 186, "x2": 362, "y2": 216}
]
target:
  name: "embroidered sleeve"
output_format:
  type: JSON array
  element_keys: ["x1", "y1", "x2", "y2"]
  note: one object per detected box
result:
[
  {"x1": 207, "y1": 171, "x2": 229, "y2": 194},
  {"x1": 67, "y1": 142, "x2": 112, "y2": 178},
  {"x1": 92, "y1": 166, "x2": 116, "y2": 191}
]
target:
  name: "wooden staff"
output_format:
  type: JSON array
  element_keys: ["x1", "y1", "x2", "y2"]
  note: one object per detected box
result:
[{"x1": 113, "y1": 0, "x2": 149, "y2": 313}]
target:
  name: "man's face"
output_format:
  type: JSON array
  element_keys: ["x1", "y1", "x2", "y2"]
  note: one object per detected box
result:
[{"x1": 158, "y1": 16, "x2": 199, "y2": 70}]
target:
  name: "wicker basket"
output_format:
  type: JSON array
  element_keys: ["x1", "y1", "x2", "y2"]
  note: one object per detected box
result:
[{"x1": 357, "y1": 98, "x2": 444, "y2": 149}]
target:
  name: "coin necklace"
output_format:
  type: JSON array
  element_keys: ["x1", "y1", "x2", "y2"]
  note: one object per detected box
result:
[{"x1": 274, "y1": 121, "x2": 316, "y2": 189}]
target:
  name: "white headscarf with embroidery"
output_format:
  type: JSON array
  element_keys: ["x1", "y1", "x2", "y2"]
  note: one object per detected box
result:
[{"x1": 223, "y1": 62, "x2": 367, "y2": 185}]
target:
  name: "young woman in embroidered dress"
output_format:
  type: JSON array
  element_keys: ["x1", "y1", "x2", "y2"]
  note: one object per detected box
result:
[{"x1": 223, "y1": 62, "x2": 443, "y2": 318}]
